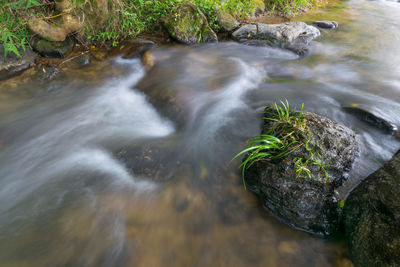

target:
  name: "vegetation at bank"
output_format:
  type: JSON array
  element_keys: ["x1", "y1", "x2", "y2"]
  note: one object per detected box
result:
[{"x1": 1, "y1": 0, "x2": 316, "y2": 57}]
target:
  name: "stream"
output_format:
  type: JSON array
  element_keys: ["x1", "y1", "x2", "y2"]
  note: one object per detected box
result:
[{"x1": 0, "y1": 0, "x2": 400, "y2": 266}]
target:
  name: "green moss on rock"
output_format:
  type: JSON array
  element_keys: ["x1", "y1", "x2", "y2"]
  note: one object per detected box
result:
[
  {"x1": 216, "y1": 11, "x2": 239, "y2": 32},
  {"x1": 163, "y1": 3, "x2": 217, "y2": 45},
  {"x1": 31, "y1": 36, "x2": 74, "y2": 58}
]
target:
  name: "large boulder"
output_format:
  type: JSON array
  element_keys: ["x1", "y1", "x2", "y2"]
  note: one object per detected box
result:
[
  {"x1": 232, "y1": 22, "x2": 320, "y2": 55},
  {"x1": 343, "y1": 150, "x2": 400, "y2": 267},
  {"x1": 245, "y1": 110, "x2": 359, "y2": 236},
  {"x1": 0, "y1": 45, "x2": 37, "y2": 81},
  {"x1": 163, "y1": 3, "x2": 218, "y2": 44}
]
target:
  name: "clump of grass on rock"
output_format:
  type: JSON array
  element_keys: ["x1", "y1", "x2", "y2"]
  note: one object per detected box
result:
[{"x1": 234, "y1": 100, "x2": 359, "y2": 236}]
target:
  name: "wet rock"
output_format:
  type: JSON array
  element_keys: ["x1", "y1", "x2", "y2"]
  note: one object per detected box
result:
[
  {"x1": 232, "y1": 22, "x2": 320, "y2": 55},
  {"x1": 163, "y1": 3, "x2": 218, "y2": 44},
  {"x1": 79, "y1": 53, "x2": 90, "y2": 66},
  {"x1": 342, "y1": 104, "x2": 398, "y2": 135},
  {"x1": 313, "y1": 21, "x2": 339, "y2": 29},
  {"x1": 216, "y1": 11, "x2": 239, "y2": 32},
  {"x1": 90, "y1": 50, "x2": 107, "y2": 61},
  {"x1": 141, "y1": 51, "x2": 155, "y2": 71},
  {"x1": 0, "y1": 45, "x2": 37, "y2": 81},
  {"x1": 31, "y1": 36, "x2": 74, "y2": 58},
  {"x1": 245, "y1": 110, "x2": 359, "y2": 236},
  {"x1": 40, "y1": 65, "x2": 60, "y2": 81},
  {"x1": 109, "y1": 39, "x2": 155, "y2": 59},
  {"x1": 343, "y1": 150, "x2": 400, "y2": 267},
  {"x1": 114, "y1": 139, "x2": 181, "y2": 182}
]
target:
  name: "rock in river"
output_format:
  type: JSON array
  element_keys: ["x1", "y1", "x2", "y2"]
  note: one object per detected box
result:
[
  {"x1": 313, "y1": 21, "x2": 339, "y2": 29},
  {"x1": 31, "y1": 36, "x2": 74, "y2": 58},
  {"x1": 343, "y1": 150, "x2": 400, "y2": 267},
  {"x1": 245, "y1": 110, "x2": 359, "y2": 236},
  {"x1": 232, "y1": 22, "x2": 320, "y2": 55},
  {"x1": 342, "y1": 104, "x2": 398, "y2": 135},
  {"x1": 163, "y1": 3, "x2": 218, "y2": 45},
  {"x1": 0, "y1": 45, "x2": 37, "y2": 81}
]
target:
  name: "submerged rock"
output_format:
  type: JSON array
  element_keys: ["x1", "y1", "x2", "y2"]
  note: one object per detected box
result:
[
  {"x1": 0, "y1": 45, "x2": 37, "y2": 81},
  {"x1": 163, "y1": 3, "x2": 218, "y2": 44},
  {"x1": 313, "y1": 21, "x2": 339, "y2": 29},
  {"x1": 232, "y1": 22, "x2": 320, "y2": 55},
  {"x1": 342, "y1": 104, "x2": 398, "y2": 135},
  {"x1": 245, "y1": 110, "x2": 359, "y2": 236},
  {"x1": 114, "y1": 139, "x2": 181, "y2": 182},
  {"x1": 343, "y1": 150, "x2": 400, "y2": 267},
  {"x1": 109, "y1": 39, "x2": 155, "y2": 59},
  {"x1": 141, "y1": 51, "x2": 155, "y2": 71},
  {"x1": 31, "y1": 36, "x2": 74, "y2": 58}
]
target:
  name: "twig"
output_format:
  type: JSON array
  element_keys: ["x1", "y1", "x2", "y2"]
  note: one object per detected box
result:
[{"x1": 58, "y1": 51, "x2": 89, "y2": 67}]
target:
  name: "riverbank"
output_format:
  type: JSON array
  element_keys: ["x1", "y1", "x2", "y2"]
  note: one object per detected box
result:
[{"x1": 0, "y1": 0, "x2": 321, "y2": 58}]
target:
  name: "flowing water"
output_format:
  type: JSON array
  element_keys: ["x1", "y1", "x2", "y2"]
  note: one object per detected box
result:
[{"x1": 0, "y1": 0, "x2": 400, "y2": 266}]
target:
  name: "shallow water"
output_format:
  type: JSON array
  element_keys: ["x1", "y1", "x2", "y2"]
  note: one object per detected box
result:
[{"x1": 0, "y1": 0, "x2": 400, "y2": 266}]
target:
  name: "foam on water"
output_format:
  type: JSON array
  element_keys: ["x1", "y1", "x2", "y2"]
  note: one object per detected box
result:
[{"x1": 0, "y1": 58, "x2": 173, "y2": 218}]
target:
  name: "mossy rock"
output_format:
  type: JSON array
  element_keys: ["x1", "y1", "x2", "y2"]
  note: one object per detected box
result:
[
  {"x1": 216, "y1": 11, "x2": 239, "y2": 32},
  {"x1": 253, "y1": 0, "x2": 266, "y2": 14},
  {"x1": 31, "y1": 36, "x2": 74, "y2": 58},
  {"x1": 245, "y1": 109, "x2": 359, "y2": 236},
  {"x1": 343, "y1": 150, "x2": 400, "y2": 267},
  {"x1": 163, "y1": 3, "x2": 218, "y2": 45}
]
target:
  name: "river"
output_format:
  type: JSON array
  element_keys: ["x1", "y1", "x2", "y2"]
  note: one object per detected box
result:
[{"x1": 0, "y1": 0, "x2": 399, "y2": 266}]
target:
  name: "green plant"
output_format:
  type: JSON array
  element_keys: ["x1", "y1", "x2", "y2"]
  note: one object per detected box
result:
[
  {"x1": 0, "y1": 0, "x2": 49, "y2": 57},
  {"x1": 337, "y1": 199, "x2": 345, "y2": 208},
  {"x1": 266, "y1": 0, "x2": 315, "y2": 17},
  {"x1": 1, "y1": 0, "x2": 318, "y2": 57},
  {"x1": 233, "y1": 100, "x2": 329, "y2": 189}
]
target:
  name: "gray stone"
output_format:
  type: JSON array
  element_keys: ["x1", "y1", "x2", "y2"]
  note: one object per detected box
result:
[
  {"x1": 245, "y1": 109, "x2": 359, "y2": 236},
  {"x1": 0, "y1": 45, "x2": 37, "y2": 81},
  {"x1": 313, "y1": 21, "x2": 339, "y2": 29},
  {"x1": 31, "y1": 36, "x2": 74, "y2": 58},
  {"x1": 342, "y1": 104, "x2": 398, "y2": 135},
  {"x1": 232, "y1": 22, "x2": 320, "y2": 55},
  {"x1": 343, "y1": 150, "x2": 400, "y2": 267}
]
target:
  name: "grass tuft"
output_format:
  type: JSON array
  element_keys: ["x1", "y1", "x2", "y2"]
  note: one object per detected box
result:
[{"x1": 233, "y1": 100, "x2": 329, "y2": 189}]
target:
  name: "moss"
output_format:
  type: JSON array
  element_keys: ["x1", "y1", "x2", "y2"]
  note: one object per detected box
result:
[
  {"x1": 215, "y1": 11, "x2": 238, "y2": 32},
  {"x1": 200, "y1": 25, "x2": 217, "y2": 43},
  {"x1": 253, "y1": 0, "x2": 266, "y2": 12},
  {"x1": 164, "y1": 3, "x2": 217, "y2": 44},
  {"x1": 32, "y1": 36, "x2": 74, "y2": 58}
]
